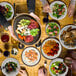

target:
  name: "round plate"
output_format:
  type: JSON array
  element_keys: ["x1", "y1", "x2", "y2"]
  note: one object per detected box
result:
[
  {"x1": 41, "y1": 38, "x2": 62, "y2": 59},
  {"x1": 59, "y1": 25, "x2": 76, "y2": 49},
  {"x1": 22, "y1": 47, "x2": 41, "y2": 66},
  {"x1": 49, "y1": 58, "x2": 68, "y2": 76},
  {"x1": 49, "y1": 1, "x2": 67, "y2": 20},
  {"x1": 46, "y1": 21, "x2": 60, "y2": 37},
  {"x1": 0, "y1": 2, "x2": 14, "y2": 21},
  {"x1": 13, "y1": 13, "x2": 41, "y2": 45},
  {"x1": 1, "y1": 58, "x2": 20, "y2": 76}
]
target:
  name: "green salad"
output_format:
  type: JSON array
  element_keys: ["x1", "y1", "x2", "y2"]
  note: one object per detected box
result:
[
  {"x1": 0, "y1": 4, "x2": 12, "y2": 19},
  {"x1": 52, "y1": 3, "x2": 65, "y2": 18},
  {"x1": 46, "y1": 22, "x2": 59, "y2": 36},
  {"x1": 50, "y1": 61, "x2": 66, "y2": 75},
  {"x1": 5, "y1": 62, "x2": 18, "y2": 73}
]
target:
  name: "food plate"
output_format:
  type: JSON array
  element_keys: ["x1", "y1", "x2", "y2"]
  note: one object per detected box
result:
[
  {"x1": 59, "y1": 25, "x2": 76, "y2": 49},
  {"x1": 13, "y1": 13, "x2": 41, "y2": 45},
  {"x1": 0, "y1": 2, "x2": 14, "y2": 21},
  {"x1": 22, "y1": 47, "x2": 41, "y2": 66},
  {"x1": 41, "y1": 38, "x2": 62, "y2": 59},
  {"x1": 46, "y1": 21, "x2": 60, "y2": 37},
  {"x1": 49, "y1": 1, "x2": 67, "y2": 20},
  {"x1": 49, "y1": 58, "x2": 68, "y2": 76},
  {"x1": 1, "y1": 58, "x2": 20, "y2": 76}
]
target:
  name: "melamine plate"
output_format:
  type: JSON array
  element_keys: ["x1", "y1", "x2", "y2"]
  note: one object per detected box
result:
[
  {"x1": 59, "y1": 25, "x2": 76, "y2": 49},
  {"x1": 49, "y1": 58, "x2": 68, "y2": 76},
  {"x1": 22, "y1": 47, "x2": 41, "y2": 66},
  {"x1": 1, "y1": 58, "x2": 20, "y2": 76},
  {"x1": 0, "y1": 2, "x2": 14, "y2": 21},
  {"x1": 49, "y1": 1, "x2": 67, "y2": 20},
  {"x1": 41, "y1": 38, "x2": 62, "y2": 59}
]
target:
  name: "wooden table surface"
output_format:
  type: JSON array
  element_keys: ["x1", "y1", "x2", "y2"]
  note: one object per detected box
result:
[{"x1": 0, "y1": 0, "x2": 74, "y2": 76}]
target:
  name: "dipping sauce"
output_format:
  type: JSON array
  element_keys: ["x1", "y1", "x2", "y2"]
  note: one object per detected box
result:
[
  {"x1": 3, "y1": 51, "x2": 10, "y2": 57},
  {"x1": 1, "y1": 34, "x2": 9, "y2": 42}
]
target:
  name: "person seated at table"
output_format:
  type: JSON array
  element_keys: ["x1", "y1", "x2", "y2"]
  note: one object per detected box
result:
[
  {"x1": 68, "y1": 0, "x2": 75, "y2": 17},
  {"x1": 19, "y1": 66, "x2": 47, "y2": 76},
  {"x1": 0, "y1": 0, "x2": 51, "y2": 40}
]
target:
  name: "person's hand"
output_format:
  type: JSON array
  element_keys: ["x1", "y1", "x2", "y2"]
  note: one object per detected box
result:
[
  {"x1": 29, "y1": 12, "x2": 40, "y2": 22},
  {"x1": 68, "y1": 4, "x2": 75, "y2": 17},
  {"x1": 38, "y1": 67, "x2": 47, "y2": 76},
  {"x1": 43, "y1": 3, "x2": 51, "y2": 13},
  {"x1": 19, "y1": 69, "x2": 27, "y2": 76},
  {"x1": 8, "y1": 26, "x2": 18, "y2": 40}
]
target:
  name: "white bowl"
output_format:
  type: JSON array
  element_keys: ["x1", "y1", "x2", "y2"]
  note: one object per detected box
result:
[
  {"x1": 49, "y1": 1, "x2": 67, "y2": 20},
  {"x1": 41, "y1": 38, "x2": 62, "y2": 59},
  {"x1": 22, "y1": 47, "x2": 41, "y2": 66},
  {"x1": 49, "y1": 58, "x2": 68, "y2": 76},
  {"x1": 0, "y1": 2, "x2": 14, "y2": 21},
  {"x1": 1, "y1": 58, "x2": 20, "y2": 76},
  {"x1": 59, "y1": 25, "x2": 76, "y2": 49}
]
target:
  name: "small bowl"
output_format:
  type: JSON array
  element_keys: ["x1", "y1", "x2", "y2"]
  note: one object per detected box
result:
[{"x1": 45, "y1": 20, "x2": 60, "y2": 37}]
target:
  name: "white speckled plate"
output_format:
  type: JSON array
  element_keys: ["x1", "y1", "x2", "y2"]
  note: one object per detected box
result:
[
  {"x1": 41, "y1": 38, "x2": 62, "y2": 59},
  {"x1": 49, "y1": 1, "x2": 67, "y2": 20},
  {"x1": 0, "y1": 2, "x2": 14, "y2": 21},
  {"x1": 49, "y1": 58, "x2": 68, "y2": 76},
  {"x1": 1, "y1": 58, "x2": 20, "y2": 76},
  {"x1": 59, "y1": 25, "x2": 76, "y2": 49},
  {"x1": 22, "y1": 47, "x2": 41, "y2": 66}
]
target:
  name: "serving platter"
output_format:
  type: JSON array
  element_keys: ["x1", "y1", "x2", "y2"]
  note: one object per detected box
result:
[{"x1": 13, "y1": 13, "x2": 41, "y2": 45}]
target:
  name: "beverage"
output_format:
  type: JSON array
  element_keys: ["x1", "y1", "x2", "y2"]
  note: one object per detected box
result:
[
  {"x1": 1, "y1": 34, "x2": 9, "y2": 43},
  {"x1": 3, "y1": 51, "x2": 10, "y2": 57},
  {"x1": 4, "y1": 43, "x2": 9, "y2": 50}
]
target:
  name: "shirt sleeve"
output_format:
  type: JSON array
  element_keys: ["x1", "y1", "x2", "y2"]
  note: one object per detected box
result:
[
  {"x1": 40, "y1": 0, "x2": 48, "y2": 6},
  {"x1": 27, "y1": 0, "x2": 35, "y2": 13},
  {"x1": 0, "y1": 12, "x2": 11, "y2": 28},
  {"x1": 71, "y1": 0, "x2": 75, "y2": 5}
]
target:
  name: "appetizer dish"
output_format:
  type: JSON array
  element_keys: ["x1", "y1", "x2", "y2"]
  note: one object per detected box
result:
[
  {"x1": 46, "y1": 22, "x2": 60, "y2": 37},
  {"x1": 5, "y1": 62, "x2": 18, "y2": 73},
  {"x1": 1, "y1": 58, "x2": 20, "y2": 76},
  {"x1": 59, "y1": 25, "x2": 76, "y2": 49},
  {"x1": 0, "y1": 2, "x2": 14, "y2": 21},
  {"x1": 41, "y1": 38, "x2": 62, "y2": 59},
  {"x1": 22, "y1": 47, "x2": 40, "y2": 66},
  {"x1": 49, "y1": 1, "x2": 67, "y2": 20},
  {"x1": 49, "y1": 58, "x2": 68, "y2": 76},
  {"x1": 16, "y1": 19, "x2": 40, "y2": 43}
]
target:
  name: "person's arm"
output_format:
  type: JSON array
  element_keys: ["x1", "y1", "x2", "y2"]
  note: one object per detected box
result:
[
  {"x1": 71, "y1": 0, "x2": 75, "y2": 5},
  {"x1": 0, "y1": 12, "x2": 11, "y2": 28},
  {"x1": 27, "y1": 0, "x2": 35, "y2": 13},
  {"x1": 40, "y1": 0, "x2": 48, "y2": 6}
]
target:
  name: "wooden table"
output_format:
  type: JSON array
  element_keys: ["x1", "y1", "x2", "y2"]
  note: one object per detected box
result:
[{"x1": 0, "y1": 0, "x2": 74, "y2": 76}]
